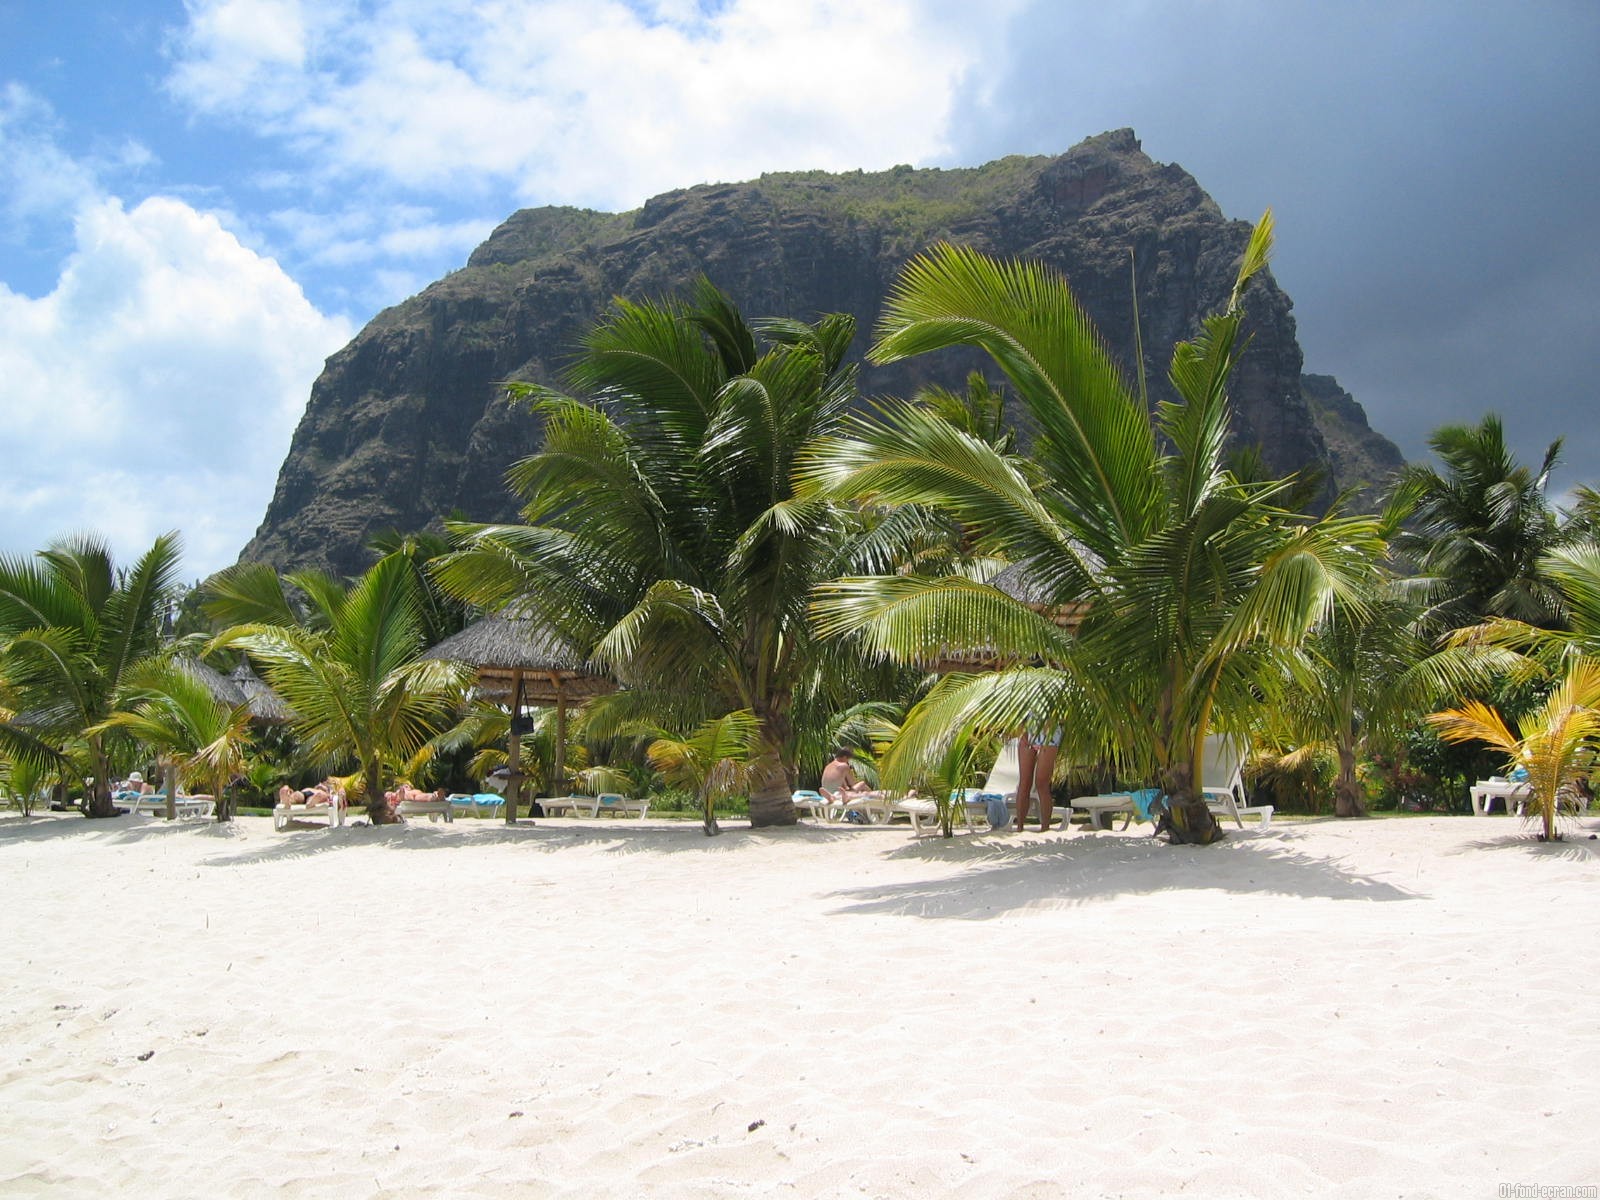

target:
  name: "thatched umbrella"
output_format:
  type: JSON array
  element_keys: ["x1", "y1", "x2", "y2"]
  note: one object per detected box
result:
[
  {"x1": 176, "y1": 656, "x2": 291, "y2": 724},
  {"x1": 919, "y1": 561, "x2": 1091, "y2": 674},
  {"x1": 226, "y1": 661, "x2": 293, "y2": 724},
  {"x1": 986, "y1": 559, "x2": 1092, "y2": 635},
  {"x1": 425, "y1": 612, "x2": 615, "y2": 822}
]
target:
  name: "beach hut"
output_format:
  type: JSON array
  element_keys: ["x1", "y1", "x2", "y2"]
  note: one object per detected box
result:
[
  {"x1": 175, "y1": 656, "x2": 293, "y2": 725},
  {"x1": 917, "y1": 560, "x2": 1091, "y2": 674},
  {"x1": 425, "y1": 611, "x2": 615, "y2": 822},
  {"x1": 986, "y1": 558, "x2": 1092, "y2": 636}
]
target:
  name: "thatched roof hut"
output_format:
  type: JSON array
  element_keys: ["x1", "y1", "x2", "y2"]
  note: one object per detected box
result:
[
  {"x1": 178, "y1": 657, "x2": 292, "y2": 724},
  {"x1": 425, "y1": 613, "x2": 615, "y2": 705},
  {"x1": 921, "y1": 561, "x2": 1092, "y2": 674},
  {"x1": 425, "y1": 611, "x2": 615, "y2": 821}
]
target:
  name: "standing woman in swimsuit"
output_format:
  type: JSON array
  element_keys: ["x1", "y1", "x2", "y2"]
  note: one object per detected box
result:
[{"x1": 1016, "y1": 717, "x2": 1064, "y2": 831}]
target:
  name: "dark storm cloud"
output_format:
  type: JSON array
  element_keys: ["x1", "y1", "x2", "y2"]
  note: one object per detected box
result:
[{"x1": 942, "y1": 1, "x2": 1600, "y2": 489}]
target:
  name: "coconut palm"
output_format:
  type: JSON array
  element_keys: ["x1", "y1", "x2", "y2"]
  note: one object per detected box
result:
[
  {"x1": 0, "y1": 533, "x2": 181, "y2": 817},
  {"x1": 0, "y1": 747, "x2": 59, "y2": 815},
  {"x1": 646, "y1": 709, "x2": 762, "y2": 836},
  {"x1": 1429, "y1": 658, "x2": 1600, "y2": 841},
  {"x1": 211, "y1": 554, "x2": 470, "y2": 821},
  {"x1": 94, "y1": 661, "x2": 255, "y2": 821},
  {"x1": 805, "y1": 215, "x2": 1382, "y2": 842},
  {"x1": 1266, "y1": 587, "x2": 1521, "y2": 817},
  {"x1": 365, "y1": 528, "x2": 475, "y2": 646},
  {"x1": 435, "y1": 280, "x2": 871, "y2": 826},
  {"x1": 1393, "y1": 415, "x2": 1570, "y2": 631}
]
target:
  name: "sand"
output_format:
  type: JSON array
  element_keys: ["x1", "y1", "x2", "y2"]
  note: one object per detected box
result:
[{"x1": 2, "y1": 809, "x2": 1597, "y2": 1199}]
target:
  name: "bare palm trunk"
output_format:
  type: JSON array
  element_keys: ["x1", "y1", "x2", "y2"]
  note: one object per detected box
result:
[
  {"x1": 1333, "y1": 742, "x2": 1366, "y2": 818},
  {"x1": 1157, "y1": 759, "x2": 1223, "y2": 845},
  {"x1": 747, "y1": 753, "x2": 797, "y2": 826},
  {"x1": 84, "y1": 741, "x2": 118, "y2": 819},
  {"x1": 366, "y1": 761, "x2": 399, "y2": 824},
  {"x1": 747, "y1": 708, "x2": 797, "y2": 828}
]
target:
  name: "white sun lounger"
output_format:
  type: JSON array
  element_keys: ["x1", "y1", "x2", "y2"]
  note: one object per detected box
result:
[
  {"x1": 1201, "y1": 736, "x2": 1273, "y2": 829},
  {"x1": 792, "y1": 790, "x2": 832, "y2": 821},
  {"x1": 273, "y1": 795, "x2": 344, "y2": 831},
  {"x1": 593, "y1": 792, "x2": 649, "y2": 818},
  {"x1": 1071, "y1": 792, "x2": 1137, "y2": 830},
  {"x1": 396, "y1": 796, "x2": 454, "y2": 822},
  {"x1": 548, "y1": 793, "x2": 651, "y2": 818},
  {"x1": 126, "y1": 793, "x2": 215, "y2": 819},
  {"x1": 447, "y1": 793, "x2": 506, "y2": 818}
]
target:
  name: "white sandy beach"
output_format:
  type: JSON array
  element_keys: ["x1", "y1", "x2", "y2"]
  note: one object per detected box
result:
[{"x1": 2, "y1": 810, "x2": 1597, "y2": 1199}]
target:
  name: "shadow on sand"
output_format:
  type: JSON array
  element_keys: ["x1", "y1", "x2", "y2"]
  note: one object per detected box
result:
[
  {"x1": 1, "y1": 813, "x2": 1448, "y2": 909},
  {"x1": 823, "y1": 831, "x2": 1424, "y2": 920}
]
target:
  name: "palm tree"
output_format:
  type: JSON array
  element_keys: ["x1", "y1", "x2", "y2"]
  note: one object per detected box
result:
[
  {"x1": 435, "y1": 280, "x2": 869, "y2": 826},
  {"x1": 805, "y1": 215, "x2": 1382, "y2": 842},
  {"x1": 1429, "y1": 658, "x2": 1600, "y2": 841},
  {"x1": 1394, "y1": 415, "x2": 1570, "y2": 631},
  {"x1": 94, "y1": 661, "x2": 255, "y2": 821},
  {"x1": 1266, "y1": 587, "x2": 1520, "y2": 817},
  {"x1": 364, "y1": 528, "x2": 475, "y2": 646},
  {"x1": 0, "y1": 533, "x2": 181, "y2": 817},
  {"x1": 211, "y1": 554, "x2": 470, "y2": 821},
  {"x1": 646, "y1": 709, "x2": 762, "y2": 836}
]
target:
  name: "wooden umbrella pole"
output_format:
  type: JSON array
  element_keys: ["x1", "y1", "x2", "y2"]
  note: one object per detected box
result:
[
  {"x1": 506, "y1": 667, "x2": 524, "y2": 824},
  {"x1": 552, "y1": 680, "x2": 567, "y2": 800}
]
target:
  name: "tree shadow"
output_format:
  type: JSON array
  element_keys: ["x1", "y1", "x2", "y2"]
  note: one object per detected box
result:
[
  {"x1": 192, "y1": 817, "x2": 878, "y2": 866},
  {"x1": 824, "y1": 832, "x2": 1423, "y2": 921},
  {"x1": 1453, "y1": 832, "x2": 1600, "y2": 863},
  {"x1": 0, "y1": 813, "x2": 237, "y2": 848}
]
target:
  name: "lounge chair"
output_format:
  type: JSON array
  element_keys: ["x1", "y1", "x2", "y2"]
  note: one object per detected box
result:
[
  {"x1": 395, "y1": 794, "x2": 454, "y2": 822},
  {"x1": 896, "y1": 791, "x2": 999, "y2": 835},
  {"x1": 1201, "y1": 736, "x2": 1273, "y2": 829},
  {"x1": 593, "y1": 792, "x2": 649, "y2": 818},
  {"x1": 892, "y1": 742, "x2": 1026, "y2": 835},
  {"x1": 538, "y1": 795, "x2": 589, "y2": 817},
  {"x1": 792, "y1": 789, "x2": 831, "y2": 821},
  {"x1": 549, "y1": 793, "x2": 650, "y2": 818},
  {"x1": 126, "y1": 790, "x2": 215, "y2": 819},
  {"x1": 1469, "y1": 778, "x2": 1532, "y2": 815},
  {"x1": 985, "y1": 739, "x2": 1020, "y2": 815},
  {"x1": 273, "y1": 792, "x2": 344, "y2": 831},
  {"x1": 448, "y1": 793, "x2": 505, "y2": 819},
  {"x1": 821, "y1": 786, "x2": 897, "y2": 825},
  {"x1": 1070, "y1": 791, "x2": 1137, "y2": 830}
]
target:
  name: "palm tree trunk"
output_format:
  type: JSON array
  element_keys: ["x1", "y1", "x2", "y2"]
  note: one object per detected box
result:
[
  {"x1": 1333, "y1": 741, "x2": 1366, "y2": 817},
  {"x1": 84, "y1": 741, "x2": 118, "y2": 819},
  {"x1": 366, "y1": 760, "x2": 396, "y2": 824},
  {"x1": 1157, "y1": 758, "x2": 1223, "y2": 845},
  {"x1": 747, "y1": 753, "x2": 797, "y2": 826},
  {"x1": 746, "y1": 709, "x2": 797, "y2": 827}
]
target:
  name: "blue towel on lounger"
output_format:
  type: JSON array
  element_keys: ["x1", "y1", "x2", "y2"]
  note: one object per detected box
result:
[{"x1": 1131, "y1": 788, "x2": 1164, "y2": 821}]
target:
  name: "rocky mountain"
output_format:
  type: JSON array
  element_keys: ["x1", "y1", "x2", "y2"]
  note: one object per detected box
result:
[{"x1": 242, "y1": 129, "x2": 1404, "y2": 576}]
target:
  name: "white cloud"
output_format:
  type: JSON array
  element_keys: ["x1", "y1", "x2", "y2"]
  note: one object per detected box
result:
[
  {"x1": 0, "y1": 85, "x2": 112, "y2": 236},
  {"x1": 0, "y1": 195, "x2": 353, "y2": 579},
  {"x1": 166, "y1": 0, "x2": 1023, "y2": 211}
]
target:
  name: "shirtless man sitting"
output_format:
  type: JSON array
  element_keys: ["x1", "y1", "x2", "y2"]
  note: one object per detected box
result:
[{"x1": 819, "y1": 748, "x2": 883, "y2": 797}]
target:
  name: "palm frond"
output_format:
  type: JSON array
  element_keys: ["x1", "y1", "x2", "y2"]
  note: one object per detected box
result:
[{"x1": 869, "y1": 243, "x2": 1161, "y2": 556}]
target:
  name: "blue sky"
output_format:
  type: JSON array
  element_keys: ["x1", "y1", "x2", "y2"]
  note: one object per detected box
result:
[{"x1": 3, "y1": 0, "x2": 1597, "y2": 579}]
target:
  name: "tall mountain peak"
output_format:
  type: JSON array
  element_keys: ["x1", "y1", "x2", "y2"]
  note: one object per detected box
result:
[{"x1": 243, "y1": 130, "x2": 1402, "y2": 575}]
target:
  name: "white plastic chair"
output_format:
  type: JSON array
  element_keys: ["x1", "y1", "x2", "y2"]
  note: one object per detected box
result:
[{"x1": 1200, "y1": 736, "x2": 1273, "y2": 829}]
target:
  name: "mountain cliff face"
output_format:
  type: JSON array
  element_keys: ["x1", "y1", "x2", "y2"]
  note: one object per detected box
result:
[{"x1": 242, "y1": 129, "x2": 1404, "y2": 575}]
